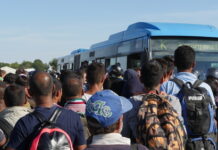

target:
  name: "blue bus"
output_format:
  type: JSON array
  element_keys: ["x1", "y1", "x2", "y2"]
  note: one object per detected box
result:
[{"x1": 59, "y1": 22, "x2": 218, "y2": 77}]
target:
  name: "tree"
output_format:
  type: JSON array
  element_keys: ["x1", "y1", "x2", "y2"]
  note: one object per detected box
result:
[
  {"x1": 10, "y1": 62, "x2": 20, "y2": 69},
  {"x1": 32, "y1": 59, "x2": 48, "y2": 71},
  {"x1": 20, "y1": 61, "x2": 33, "y2": 69},
  {"x1": 0, "y1": 62, "x2": 10, "y2": 68},
  {"x1": 49, "y1": 58, "x2": 58, "y2": 71}
]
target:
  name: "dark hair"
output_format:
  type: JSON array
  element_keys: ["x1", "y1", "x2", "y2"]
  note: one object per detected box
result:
[
  {"x1": 0, "y1": 81, "x2": 7, "y2": 100},
  {"x1": 154, "y1": 58, "x2": 168, "y2": 77},
  {"x1": 174, "y1": 45, "x2": 195, "y2": 71},
  {"x1": 87, "y1": 116, "x2": 118, "y2": 135},
  {"x1": 29, "y1": 71, "x2": 53, "y2": 96},
  {"x1": 15, "y1": 75, "x2": 29, "y2": 87},
  {"x1": 16, "y1": 68, "x2": 27, "y2": 75},
  {"x1": 86, "y1": 62, "x2": 105, "y2": 85},
  {"x1": 52, "y1": 78, "x2": 62, "y2": 98},
  {"x1": 3, "y1": 73, "x2": 17, "y2": 84},
  {"x1": 4, "y1": 84, "x2": 26, "y2": 107},
  {"x1": 163, "y1": 55, "x2": 174, "y2": 75},
  {"x1": 140, "y1": 60, "x2": 163, "y2": 90},
  {"x1": 62, "y1": 72, "x2": 82, "y2": 98},
  {"x1": 60, "y1": 70, "x2": 74, "y2": 83},
  {"x1": 205, "y1": 78, "x2": 218, "y2": 96}
]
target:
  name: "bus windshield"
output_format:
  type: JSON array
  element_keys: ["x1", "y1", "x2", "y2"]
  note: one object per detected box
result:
[{"x1": 150, "y1": 37, "x2": 218, "y2": 79}]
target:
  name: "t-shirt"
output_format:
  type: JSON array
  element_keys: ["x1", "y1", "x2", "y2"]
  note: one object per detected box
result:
[
  {"x1": 82, "y1": 93, "x2": 92, "y2": 102},
  {"x1": 7, "y1": 105, "x2": 86, "y2": 150}
]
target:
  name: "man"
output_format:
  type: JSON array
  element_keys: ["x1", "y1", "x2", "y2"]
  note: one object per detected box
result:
[
  {"x1": 62, "y1": 72, "x2": 90, "y2": 139},
  {"x1": 0, "y1": 82, "x2": 6, "y2": 112},
  {"x1": 122, "y1": 60, "x2": 185, "y2": 145},
  {"x1": 161, "y1": 45, "x2": 215, "y2": 105},
  {"x1": 82, "y1": 62, "x2": 106, "y2": 101},
  {"x1": 0, "y1": 84, "x2": 32, "y2": 148},
  {"x1": 85, "y1": 90, "x2": 148, "y2": 150},
  {"x1": 0, "y1": 70, "x2": 6, "y2": 81},
  {"x1": 6, "y1": 71, "x2": 86, "y2": 150}
]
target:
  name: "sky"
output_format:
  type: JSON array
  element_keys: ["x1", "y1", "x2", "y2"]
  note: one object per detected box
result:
[{"x1": 0, "y1": 0, "x2": 218, "y2": 63}]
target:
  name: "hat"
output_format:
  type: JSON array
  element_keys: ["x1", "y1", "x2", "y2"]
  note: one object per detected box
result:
[
  {"x1": 86, "y1": 90, "x2": 132, "y2": 127},
  {"x1": 207, "y1": 68, "x2": 218, "y2": 79}
]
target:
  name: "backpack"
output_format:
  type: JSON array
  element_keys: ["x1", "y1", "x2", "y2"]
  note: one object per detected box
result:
[
  {"x1": 171, "y1": 78, "x2": 217, "y2": 150},
  {"x1": 0, "y1": 118, "x2": 13, "y2": 150},
  {"x1": 30, "y1": 108, "x2": 73, "y2": 150},
  {"x1": 137, "y1": 93, "x2": 186, "y2": 150}
]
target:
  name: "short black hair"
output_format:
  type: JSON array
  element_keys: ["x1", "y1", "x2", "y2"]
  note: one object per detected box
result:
[
  {"x1": 163, "y1": 55, "x2": 174, "y2": 75},
  {"x1": 3, "y1": 73, "x2": 17, "y2": 85},
  {"x1": 0, "y1": 81, "x2": 7, "y2": 100},
  {"x1": 52, "y1": 78, "x2": 62, "y2": 98},
  {"x1": 29, "y1": 71, "x2": 53, "y2": 96},
  {"x1": 4, "y1": 84, "x2": 26, "y2": 107},
  {"x1": 15, "y1": 75, "x2": 29, "y2": 87},
  {"x1": 174, "y1": 45, "x2": 195, "y2": 71},
  {"x1": 86, "y1": 62, "x2": 105, "y2": 85},
  {"x1": 62, "y1": 72, "x2": 82, "y2": 98},
  {"x1": 87, "y1": 116, "x2": 118, "y2": 135},
  {"x1": 154, "y1": 58, "x2": 168, "y2": 77},
  {"x1": 140, "y1": 60, "x2": 163, "y2": 90}
]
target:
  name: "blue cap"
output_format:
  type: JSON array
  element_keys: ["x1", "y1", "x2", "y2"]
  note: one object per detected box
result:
[
  {"x1": 86, "y1": 90, "x2": 133, "y2": 127},
  {"x1": 207, "y1": 68, "x2": 218, "y2": 79}
]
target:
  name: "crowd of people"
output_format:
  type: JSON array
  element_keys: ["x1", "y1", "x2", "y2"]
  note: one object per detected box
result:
[{"x1": 0, "y1": 45, "x2": 217, "y2": 150}]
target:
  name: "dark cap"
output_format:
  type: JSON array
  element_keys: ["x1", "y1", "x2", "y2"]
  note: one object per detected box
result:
[{"x1": 206, "y1": 68, "x2": 218, "y2": 79}]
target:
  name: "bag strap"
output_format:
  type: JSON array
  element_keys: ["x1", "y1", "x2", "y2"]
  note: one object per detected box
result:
[
  {"x1": 33, "y1": 107, "x2": 62, "y2": 124},
  {"x1": 192, "y1": 80, "x2": 203, "y2": 88},
  {"x1": 170, "y1": 78, "x2": 184, "y2": 88},
  {"x1": 0, "y1": 118, "x2": 13, "y2": 139}
]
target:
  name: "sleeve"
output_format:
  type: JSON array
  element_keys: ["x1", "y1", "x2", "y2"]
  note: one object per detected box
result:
[
  {"x1": 73, "y1": 115, "x2": 86, "y2": 146},
  {"x1": 6, "y1": 119, "x2": 27, "y2": 149}
]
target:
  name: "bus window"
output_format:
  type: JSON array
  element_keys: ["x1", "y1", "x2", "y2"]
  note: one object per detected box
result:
[
  {"x1": 105, "y1": 59, "x2": 110, "y2": 69},
  {"x1": 110, "y1": 57, "x2": 116, "y2": 66},
  {"x1": 117, "y1": 56, "x2": 127, "y2": 70},
  {"x1": 127, "y1": 53, "x2": 141, "y2": 69}
]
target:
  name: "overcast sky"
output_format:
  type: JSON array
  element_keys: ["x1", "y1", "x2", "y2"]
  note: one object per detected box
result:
[{"x1": 1, "y1": 0, "x2": 218, "y2": 63}]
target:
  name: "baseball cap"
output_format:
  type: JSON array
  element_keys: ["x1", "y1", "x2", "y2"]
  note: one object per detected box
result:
[
  {"x1": 207, "y1": 68, "x2": 218, "y2": 79},
  {"x1": 86, "y1": 90, "x2": 133, "y2": 127}
]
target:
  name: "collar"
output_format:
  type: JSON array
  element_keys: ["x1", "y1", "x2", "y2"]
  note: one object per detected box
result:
[
  {"x1": 64, "y1": 98, "x2": 86, "y2": 106},
  {"x1": 175, "y1": 72, "x2": 197, "y2": 80},
  {"x1": 91, "y1": 133, "x2": 130, "y2": 145}
]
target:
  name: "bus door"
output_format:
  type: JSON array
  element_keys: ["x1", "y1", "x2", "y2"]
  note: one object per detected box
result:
[{"x1": 74, "y1": 54, "x2": 80, "y2": 70}]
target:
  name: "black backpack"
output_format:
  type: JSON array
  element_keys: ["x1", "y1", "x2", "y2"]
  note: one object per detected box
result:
[
  {"x1": 172, "y1": 78, "x2": 217, "y2": 150},
  {"x1": 29, "y1": 108, "x2": 73, "y2": 150}
]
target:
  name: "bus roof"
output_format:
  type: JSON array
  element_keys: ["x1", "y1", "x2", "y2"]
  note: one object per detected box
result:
[
  {"x1": 91, "y1": 22, "x2": 218, "y2": 49},
  {"x1": 70, "y1": 48, "x2": 89, "y2": 55}
]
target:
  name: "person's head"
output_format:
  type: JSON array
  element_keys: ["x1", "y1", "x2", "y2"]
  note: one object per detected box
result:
[
  {"x1": 16, "y1": 68, "x2": 28, "y2": 76},
  {"x1": 140, "y1": 59, "x2": 163, "y2": 91},
  {"x1": 0, "y1": 70, "x2": 6, "y2": 78},
  {"x1": 86, "y1": 90, "x2": 132, "y2": 135},
  {"x1": 3, "y1": 73, "x2": 17, "y2": 85},
  {"x1": 76, "y1": 68, "x2": 87, "y2": 84},
  {"x1": 29, "y1": 71, "x2": 53, "y2": 99},
  {"x1": 4, "y1": 84, "x2": 26, "y2": 107},
  {"x1": 0, "y1": 82, "x2": 7, "y2": 112},
  {"x1": 154, "y1": 58, "x2": 168, "y2": 82},
  {"x1": 86, "y1": 62, "x2": 106, "y2": 86},
  {"x1": 15, "y1": 74, "x2": 29, "y2": 87},
  {"x1": 174, "y1": 45, "x2": 195, "y2": 72},
  {"x1": 52, "y1": 78, "x2": 62, "y2": 104},
  {"x1": 205, "y1": 68, "x2": 218, "y2": 97},
  {"x1": 108, "y1": 64, "x2": 123, "y2": 78},
  {"x1": 62, "y1": 72, "x2": 83, "y2": 98},
  {"x1": 163, "y1": 55, "x2": 174, "y2": 79}
]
